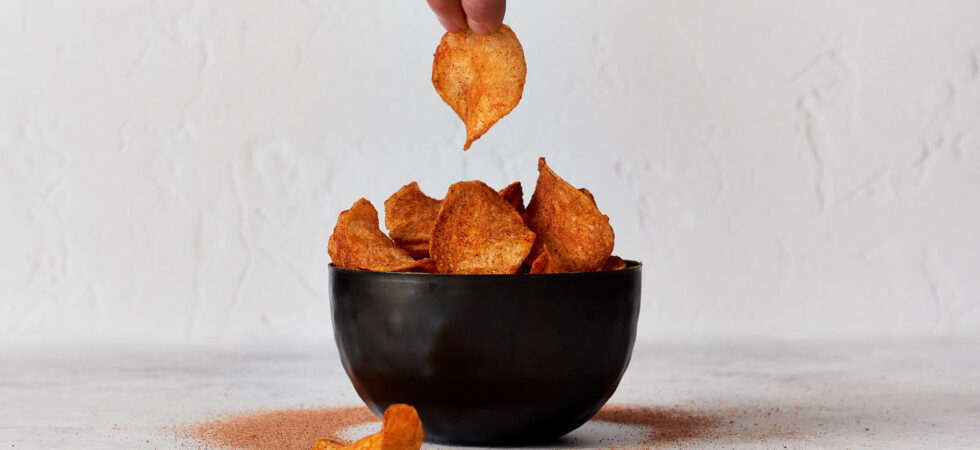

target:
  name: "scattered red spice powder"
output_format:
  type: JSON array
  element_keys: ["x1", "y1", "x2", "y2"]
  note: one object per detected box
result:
[
  {"x1": 186, "y1": 406, "x2": 379, "y2": 450},
  {"x1": 184, "y1": 403, "x2": 812, "y2": 449},
  {"x1": 593, "y1": 404, "x2": 724, "y2": 446}
]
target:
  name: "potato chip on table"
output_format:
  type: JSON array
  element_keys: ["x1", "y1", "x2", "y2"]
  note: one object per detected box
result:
[
  {"x1": 430, "y1": 181, "x2": 535, "y2": 274},
  {"x1": 432, "y1": 24, "x2": 526, "y2": 150},
  {"x1": 312, "y1": 439, "x2": 343, "y2": 450},
  {"x1": 335, "y1": 434, "x2": 380, "y2": 450},
  {"x1": 312, "y1": 404, "x2": 424, "y2": 450},
  {"x1": 524, "y1": 158, "x2": 615, "y2": 272},
  {"x1": 377, "y1": 404, "x2": 425, "y2": 450},
  {"x1": 327, "y1": 199, "x2": 426, "y2": 272}
]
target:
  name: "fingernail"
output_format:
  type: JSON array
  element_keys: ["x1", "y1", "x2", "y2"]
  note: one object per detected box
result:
[
  {"x1": 467, "y1": 18, "x2": 494, "y2": 35},
  {"x1": 437, "y1": 15, "x2": 465, "y2": 33}
]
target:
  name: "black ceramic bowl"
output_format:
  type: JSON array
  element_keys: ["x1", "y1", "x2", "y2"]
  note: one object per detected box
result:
[{"x1": 329, "y1": 262, "x2": 641, "y2": 446}]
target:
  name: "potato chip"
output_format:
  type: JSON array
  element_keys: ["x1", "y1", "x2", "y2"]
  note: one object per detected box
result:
[
  {"x1": 312, "y1": 432, "x2": 378, "y2": 450},
  {"x1": 407, "y1": 257, "x2": 438, "y2": 274},
  {"x1": 328, "y1": 199, "x2": 424, "y2": 272},
  {"x1": 311, "y1": 404, "x2": 423, "y2": 450},
  {"x1": 528, "y1": 244, "x2": 557, "y2": 274},
  {"x1": 378, "y1": 404, "x2": 425, "y2": 450},
  {"x1": 525, "y1": 158, "x2": 615, "y2": 272},
  {"x1": 602, "y1": 255, "x2": 627, "y2": 271},
  {"x1": 498, "y1": 181, "x2": 525, "y2": 214},
  {"x1": 384, "y1": 182, "x2": 442, "y2": 258},
  {"x1": 399, "y1": 242, "x2": 430, "y2": 260},
  {"x1": 432, "y1": 24, "x2": 526, "y2": 150},
  {"x1": 384, "y1": 182, "x2": 524, "y2": 258},
  {"x1": 314, "y1": 433, "x2": 379, "y2": 450},
  {"x1": 430, "y1": 181, "x2": 535, "y2": 274},
  {"x1": 344, "y1": 435, "x2": 382, "y2": 450},
  {"x1": 312, "y1": 438, "x2": 344, "y2": 449}
]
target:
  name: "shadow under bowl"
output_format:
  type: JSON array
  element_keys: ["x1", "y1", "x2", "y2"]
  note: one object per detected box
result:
[{"x1": 329, "y1": 261, "x2": 641, "y2": 446}]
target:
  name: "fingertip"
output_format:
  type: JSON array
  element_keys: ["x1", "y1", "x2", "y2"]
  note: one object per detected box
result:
[
  {"x1": 428, "y1": 0, "x2": 468, "y2": 33},
  {"x1": 466, "y1": 17, "x2": 495, "y2": 35},
  {"x1": 437, "y1": 14, "x2": 466, "y2": 33},
  {"x1": 461, "y1": 0, "x2": 505, "y2": 35}
]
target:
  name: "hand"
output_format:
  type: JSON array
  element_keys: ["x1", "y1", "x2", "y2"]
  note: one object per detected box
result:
[{"x1": 427, "y1": 0, "x2": 506, "y2": 35}]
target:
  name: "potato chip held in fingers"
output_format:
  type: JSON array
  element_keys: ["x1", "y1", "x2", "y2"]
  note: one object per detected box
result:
[
  {"x1": 328, "y1": 199, "x2": 425, "y2": 272},
  {"x1": 384, "y1": 182, "x2": 442, "y2": 258},
  {"x1": 525, "y1": 158, "x2": 615, "y2": 272},
  {"x1": 431, "y1": 181, "x2": 536, "y2": 274},
  {"x1": 432, "y1": 24, "x2": 526, "y2": 150}
]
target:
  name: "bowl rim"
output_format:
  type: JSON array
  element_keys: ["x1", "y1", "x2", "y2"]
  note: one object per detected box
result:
[{"x1": 328, "y1": 260, "x2": 642, "y2": 278}]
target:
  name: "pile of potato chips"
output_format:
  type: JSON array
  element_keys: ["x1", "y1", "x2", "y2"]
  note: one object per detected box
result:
[{"x1": 328, "y1": 158, "x2": 624, "y2": 274}]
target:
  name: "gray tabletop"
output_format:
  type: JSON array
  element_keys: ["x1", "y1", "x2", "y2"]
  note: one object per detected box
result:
[{"x1": 2, "y1": 339, "x2": 977, "y2": 449}]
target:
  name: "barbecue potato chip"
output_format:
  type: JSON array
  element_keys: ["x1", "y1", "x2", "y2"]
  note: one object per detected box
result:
[
  {"x1": 525, "y1": 158, "x2": 615, "y2": 272},
  {"x1": 408, "y1": 257, "x2": 438, "y2": 273},
  {"x1": 528, "y1": 244, "x2": 557, "y2": 274},
  {"x1": 432, "y1": 24, "x2": 526, "y2": 150},
  {"x1": 311, "y1": 404, "x2": 423, "y2": 450},
  {"x1": 384, "y1": 182, "x2": 524, "y2": 259},
  {"x1": 328, "y1": 199, "x2": 424, "y2": 272},
  {"x1": 377, "y1": 404, "x2": 425, "y2": 450},
  {"x1": 312, "y1": 438, "x2": 345, "y2": 449},
  {"x1": 602, "y1": 255, "x2": 627, "y2": 271},
  {"x1": 314, "y1": 434, "x2": 380, "y2": 450},
  {"x1": 342, "y1": 435, "x2": 381, "y2": 450},
  {"x1": 384, "y1": 182, "x2": 442, "y2": 258},
  {"x1": 430, "y1": 181, "x2": 535, "y2": 274},
  {"x1": 399, "y1": 242, "x2": 430, "y2": 260},
  {"x1": 498, "y1": 181, "x2": 525, "y2": 214}
]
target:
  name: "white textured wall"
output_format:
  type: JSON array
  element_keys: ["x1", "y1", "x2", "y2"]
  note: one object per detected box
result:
[{"x1": 1, "y1": 1, "x2": 978, "y2": 344}]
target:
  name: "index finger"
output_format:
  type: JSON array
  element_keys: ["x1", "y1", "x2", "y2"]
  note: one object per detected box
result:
[
  {"x1": 461, "y1": 0, "x2": 506, "y2": 35},
  {"x1": 427, "y1": 0, "x2": 467, "y2": 33}
]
